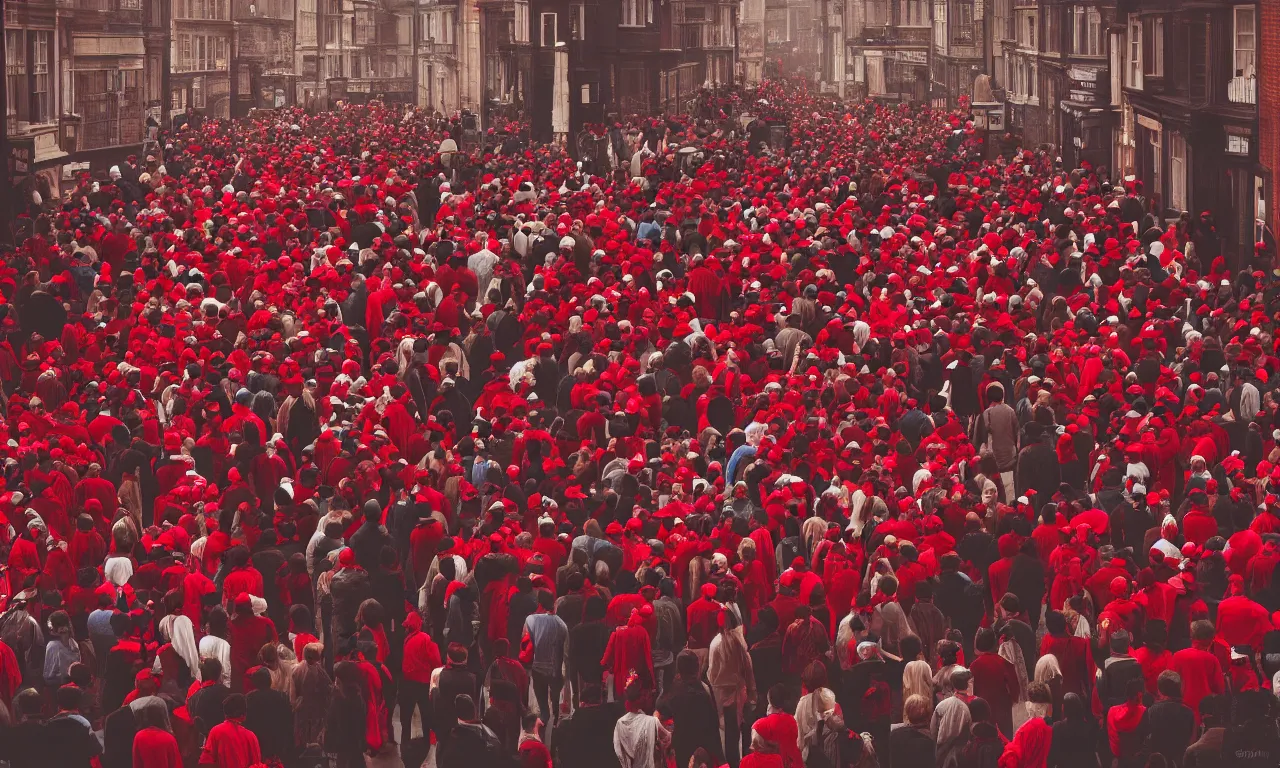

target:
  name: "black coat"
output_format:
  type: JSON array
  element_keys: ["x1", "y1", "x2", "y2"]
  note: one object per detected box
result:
[
  {"x1": 247, "y1": 687, "x2": 295, "y2": 762},
  {"x1": 888, "y1": 724, "x2": 938, "y2": 768},
  {"x1": 658, "y1": 678, "x2": 724, "y2": 767}
]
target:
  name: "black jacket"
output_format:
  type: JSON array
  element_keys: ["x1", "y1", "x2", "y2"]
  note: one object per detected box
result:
[{"x1": 658, "y1": 678, "x2": 724, "y2": 767}]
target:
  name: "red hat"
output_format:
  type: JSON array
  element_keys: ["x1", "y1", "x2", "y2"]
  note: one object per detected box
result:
[
  {"x1": 338, "y1": 548, "x2": 357, "y2": 567},
  {"x1": 1109, "y1": 576, "x2": 1129, "y2": 597}
]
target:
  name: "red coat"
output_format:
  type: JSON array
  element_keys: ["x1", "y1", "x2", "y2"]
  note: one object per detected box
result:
[
  {"x1": 600, "y1": 623, "x2": 653, "y2": 697},
  {"x1": 199, "y1": 719, "x2": 262, "y2": 767},
  {"x1": 227, "y1": 614, "x2": 276, "y2": 692},
  {"x1": 134, "y1": 726, "x2": 183, "y2": 768},
  {"x1": 1215, "y1": 595, "x2": 1272, "y2": 651},
  {"x1": 1170, "y1": 646, "x2": 1224, "y2": 721}
]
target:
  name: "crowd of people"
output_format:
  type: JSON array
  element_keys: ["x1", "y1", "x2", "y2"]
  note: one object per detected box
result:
[{"x1": 0, "y1": 77, "x2": 1277, "y2": 768}]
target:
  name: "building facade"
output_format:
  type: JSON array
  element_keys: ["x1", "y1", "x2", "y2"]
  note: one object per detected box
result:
[{"x1": 1115, "y1": 0, "x2": 1259, "y2": 268}]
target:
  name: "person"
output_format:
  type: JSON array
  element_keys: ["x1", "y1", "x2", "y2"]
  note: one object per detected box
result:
[
  {"x1": 438, "y1": 693, "x2": 506, "y2": 768},
  {"x1": 200, "y1": 694, "x2": 263, "y2": 767},
  {"x1": 434, "y1": 643, "x2": 478, "y2": 748},
  {"x1": 1105, "y1": 678, "x2": 1147, "y2": 768},
  {"x1": 1182, "y1": 695, "x2": 1225, "y2": 768},
  {"x1": 44, "y1": 684, "x2": 102, "y2": 767},
  {"x1": 658, "y1": 650, "x2": 723, "y2": 768},
  {"x1": 518, "y1": 712, "x2": 552, "y2": 768},
  {"x1": 189, "y1": 658, "x2": 233, "y2": 737},
  {"x1": 291, "y1": 641, "x2": 333, "y2": 749},
  {"x1": 1170, "y1": 620, "x2": 1225, "y2": 723},
  {"x1": 400, "y1": 610, "x2": 440, "y2": 745},
  {"x1": 932, "y1": 669, "x2": 974, "y2": 768},
  {"x1": 957, "y1": 697, "x2": 1007, "y2": 768},
  {"x1": 523, "y1": 587, "x2": 569, "y2": 727},
  {"x1": 227, "y1": 593, "x2": 277, "y2": 692},
  {"x1": 614, "y1": 679, "x2": 670, "y2": 768},
  {"x1": 890, "y1": 694, "x2": 937, "y2": 768},
  {"x1": 132, "y1": 702, "x2": 184, "y2": 768},
  {"x1": 1140, "y1": 670, "x2": 1194, "y2": 766},
  {"x1": 970, "y1": 628, "x2": 1020, "y2": 739},
  {"x1": 796, "y1": 660, "x2": 841, "y2": 764},
  {"x1": 325, "y1": 661, "x2": 371, "y2": 768},
  {"x1": 553, "y1": 683, "x2": 625, "y2": 768},
  {"x1": 1047, "y1": 692, "x2": 1098, "y2": 768},
  {"x1": 1000, "y1": 682, "x2": 1053, "y2": 768},
  {"x1": 708, "y1": 609, "x2": 756, "y2": 766},
  {"x1": 245, "y1": 665, "x2": 294, "y2": 764}
]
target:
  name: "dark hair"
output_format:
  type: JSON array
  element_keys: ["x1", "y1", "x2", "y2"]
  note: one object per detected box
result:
[
  {"x1": 200, "y1": 657, "x2": 224, "y2": 682},
  {"x1": 223, "y1": 693, "x2": 247, "y2": 719},
  {"x1": 55, "y1": 684, "x2": 82, "y2": 711},
  {"x1": 801, "y1": 660, "x2": 827, "y2": 692},
  {"x1": 1156, "y1": 670, "x2": 1182, "y2": 699},
  {"x1": 676, "y1": 649, "x2": 699, "y2": 678},
  {"x1": 975, "y1": 628, "x2": 997, "y2": 653}
]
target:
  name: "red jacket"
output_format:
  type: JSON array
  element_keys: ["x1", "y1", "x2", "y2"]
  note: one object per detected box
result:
[
  {"x1": 601, "y1": 623, "x2": 653, "y2": 697},
  {"x1": 134, "y1": 726, "x2": 183, "y2": 768},
  {"x1": 1170, "y1": 645, "x2": 1224, "y2": 721},
  {"x1": 402, "y1": 619, "x2": 441, "y2": 684},
  {"x1": 199, "y1": 719, "x2": 262, "y2": 767}
]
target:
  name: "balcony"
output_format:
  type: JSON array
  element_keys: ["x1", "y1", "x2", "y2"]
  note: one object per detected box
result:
[
  {"x1": 1227, "y1": 74, "x2": 1256, "y2": 105},
  {"x1": 423, "y1": 40, "x2": 457, "y2": 55},
  {"x1": 860, "y1": 24, "x2": 929, "y2": 46},
  {"x1": 73, "y1": 0, "x2": 144, "y2": 21}
]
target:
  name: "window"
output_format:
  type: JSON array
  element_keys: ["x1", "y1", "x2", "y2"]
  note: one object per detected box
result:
[
  {"x1": 1227, "y1": 134, "x2": 1250, "y2": 155},
  {"x1": 514, "y1": 0, "x2": 529, "y2": 42},
  {"x1": 5, "y1": 30, "x2": 23, "y2": 129},
  {"x1": 1043, "y1": 7, "x2": 1058, "y2": 53},
  {"x1": 1127, "y1": 16, "x2": 1142, "y2": 89},
  {"x1": 570, "y1": 3, "x2": 584, "y2": 39},
  {"x1": 1016, "y1": 10, "x2": 1035, "y2": 49},
  {"x1": 191, "y1": 75, "x2": 205, "y2": 108},
  {"x1": 541, "y1": 11, "x2": 557, "y2": 45},
  {"x1": 29, "y1": 31, "x2": 49, "y2": 124},
  {"x1": 1071, "y1": 6, "x2": 1101, "y2": 56},
  {"x1": 899, "y1": 0, "x2": 924, "y2": 26},
  {"x1": 951, "y1": 1, "x2": 973, "y2": 44},
  {"x1": 580, "y1": 82, "x2": 596, "y2": 103},
  {"x1": 933, "y1": 0, "x2": 946, "y2": 48},
  {"x1": 441, "y1": 11, "x2": 454, "y2": 44},
  {"x1": 620, "y1": 0, "x2": 645, "y2": 27},
  {"x1": 1170, "y1": 131, "x2": 1187, "y2": 211},
  {"x1": 1234, "y1": 6, "x2": 1255, "y2": 78},
  {"x1": 1143, "y1": 16, "x2": 1163, "y2": 76}
]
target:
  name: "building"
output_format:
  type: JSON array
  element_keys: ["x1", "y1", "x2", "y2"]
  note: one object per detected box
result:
[
  {"x1": 232, "y1": 0, "x2": 297, "y2": 114},
  {"x1": 1259, "y1": 0, "x2": 1278, "y2": 250},
  {"x1": 170, "y1": 0, "x2": 234, "y2": 120},
  {"x1": 1055, "y1": 1, "x2": 1113, "y2": 169},
  {"x1": 846, "y1": 0, "x2": 931, "y2": 101},
  {"x1": 6, "y1": 0, "x2": 66, "y2": 206},
  {"x1": 740, "y1": 0, "x2": 766, "y2": 84},
  {"x1": 68, "y1": 0, "x2": 164, "y2": 155},
  {"x1": 1115, "y1": 0, "x2": 1259, "y2": 269},
  {"x1": 477, "y1": 0, "x2": 532, "y2": 122},
  {"x1": 930, "y1": 0, "x2": 985, "y2": 105},
  {"x1": 767, "y1": 0, "x2": 821, "y2": 78}
]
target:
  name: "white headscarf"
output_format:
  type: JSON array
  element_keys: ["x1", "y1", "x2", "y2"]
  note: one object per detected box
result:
[
  {"x1": 169, "y1": 614, "x2": 202, "y2": 681},
  {"x1": 104, "y1": 556, "x2": 134, "y2": 587}
]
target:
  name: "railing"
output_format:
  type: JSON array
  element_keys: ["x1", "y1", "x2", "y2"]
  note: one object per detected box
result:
[
  {"x1": 424, "y1": 41, "x2": 457, "y2": 55},
  {"x1": 79, "y1": 91, "x2": 144, "y2": 151},
  {"x1": 1227, "y1": 74, "x2": 1256, "y2": 105},
  {"x1": 861, "y1": 24, "x2": 928, "y2": 45}
]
